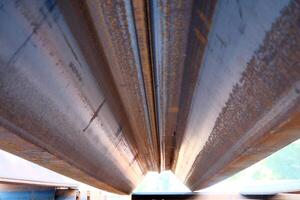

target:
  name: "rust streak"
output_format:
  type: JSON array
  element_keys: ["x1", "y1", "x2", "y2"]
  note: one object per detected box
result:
[{"x1": 83, "y1": 99, "x2": 106, "y2": 132}]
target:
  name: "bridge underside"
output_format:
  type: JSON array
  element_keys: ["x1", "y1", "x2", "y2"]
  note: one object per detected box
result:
[{"x1": 1, "y1": 0, "x2": 300, "y2": 194}]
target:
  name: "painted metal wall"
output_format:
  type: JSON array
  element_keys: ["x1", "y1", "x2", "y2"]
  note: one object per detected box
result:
[{"x1": 0, "y1": 190, "x2": 55, "y2": 200}]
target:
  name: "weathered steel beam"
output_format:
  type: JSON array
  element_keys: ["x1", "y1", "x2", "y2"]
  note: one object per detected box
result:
[
  {"x1": 150, "y1": 0, "x2": 216, "y2": 170},
  {"x1": 131, "y1": 0, "x2": 160, "y2": 171},
  {"x1": 0, "y1": 0, "x2": 144, "y2": 194},
  {"x1": 150, "y1": 0, "x2": 192, "y2": 170},
  {"x1": 2, "y1": 0, "x2": 300, "y2": 194},
  {"x1": 170, "y1": 0, "x2": 217, "y2": 172},
  {"x1": 79, "y1": 0, "x2": 160, "y2": 171},
  {"x1": 174, "y1": 0, "x2": 300, "y2": 191},
  {"x1": 57, "y1": 0, "x2": 158, "y2": 174}
]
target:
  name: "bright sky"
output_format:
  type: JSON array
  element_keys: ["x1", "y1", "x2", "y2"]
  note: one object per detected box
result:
[
  {"x1": 0, "y1": 149, "x2": 76, "y2": 184},
  {"x1": 134, "y1": 171, "x2": 190, "y2": 193},
  {"x1": 0, "y1": 149, "x2": 104, "y2": 195}
]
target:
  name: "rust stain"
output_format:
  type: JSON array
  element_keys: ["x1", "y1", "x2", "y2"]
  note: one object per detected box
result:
[
  {"x1": 83, "y1": 99, "x2": 106, "y2": 132},
  {"x1": 169, "y1": 107, "x2": 179, "y2": 113},
  {"x1": 68, "y1": 62, "x2": 82, "y2": 82},
  {"x1": 197, "y1": 10, "x2": 211, "y2": 28},
  {"x1": 194, "y1": 28, "x2": 207, "y2": 45}
]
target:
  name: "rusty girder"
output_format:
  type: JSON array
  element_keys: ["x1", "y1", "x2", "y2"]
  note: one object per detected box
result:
[{"x1": 0, "y1": 0, "x2": 300, "y2": 194}]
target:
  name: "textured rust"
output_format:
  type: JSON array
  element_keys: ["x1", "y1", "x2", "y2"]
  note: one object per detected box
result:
[
  {"x1": 131, "y1": 0, "x2": 160, "y2": 171},
  {"x1": 186, "y1": 0, "x2": 300, "y2": 190},
  {"x1": 151, "y1": 0, "x2": 213, "y2": 170},
  {"x1": 83, "y1": 0, "x2": 160, "y2": 171},
  {"x1": 2, "y1": 0, "x2": 300, "y2": 195},
  {"x1": 57, "y1": 0, "x2": 148, "y2": 176},
  {"x1": 162, "y1": 0, "x2": 192, "y2": 170},
  {"x1": 171, "y1": 0, "x2": 217, "y2": 171},
  {"x1": 0, "y1": 0, "x2": 143, "y2": 194}
]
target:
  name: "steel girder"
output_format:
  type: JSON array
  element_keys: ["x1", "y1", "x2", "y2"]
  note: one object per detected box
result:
[{"x1": 1, "y1": 0, "x2": 300, "y2": 194}]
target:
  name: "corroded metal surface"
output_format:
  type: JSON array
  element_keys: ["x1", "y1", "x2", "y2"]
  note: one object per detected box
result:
[
  {"x1": 150, "y1": 0, "x2": 193, "y2": 170},
  {"x1": 170, "y1": 0, "x2": 217, "y2": 172},
  {"x1": 83, "y1": 0, "x2": 159, "y2": 171},
  {"x1": 150, "y1": 0, "x2": 216, "y2": 170},
  {"x1": 0, "y1": 0, "x2": 142, "y2": 194},
  {"x1": 1, "y1": 0, "x2": 300, "y2": 194},
  {"x1": 131, "y1": 0, "x2": 160, "y2": 171},
  {"x1": 175, "y1": 0, "x2": 300, "y2": 190}
]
